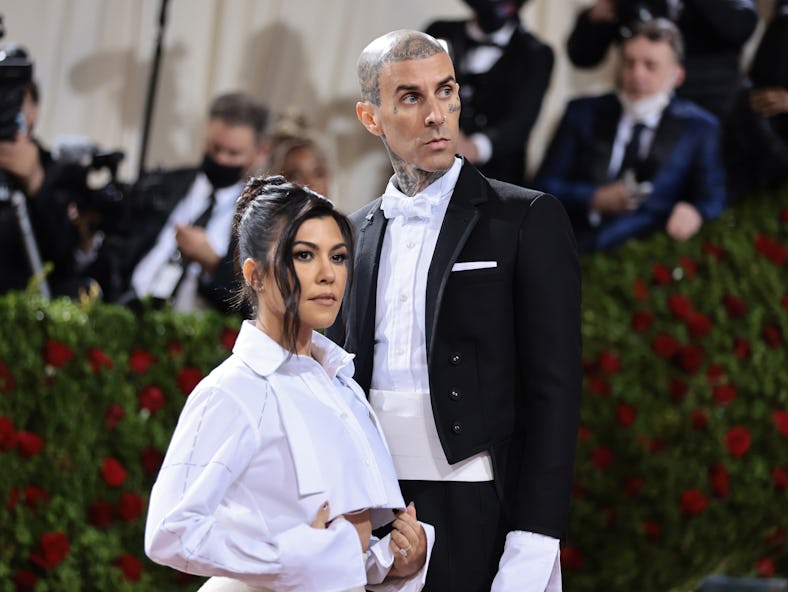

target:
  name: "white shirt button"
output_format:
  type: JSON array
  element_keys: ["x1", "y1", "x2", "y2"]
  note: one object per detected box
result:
[
  {"x1": 398, "y1": 294, "x2": 408, "y2": 303},
  {"x1": 406, "y1": 241, "x2": 416, "y2": 249}
]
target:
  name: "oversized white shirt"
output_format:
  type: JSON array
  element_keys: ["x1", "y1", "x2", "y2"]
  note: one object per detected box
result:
[{"x1": 145, "y1": 321, "x2": 433, "y2": 592}]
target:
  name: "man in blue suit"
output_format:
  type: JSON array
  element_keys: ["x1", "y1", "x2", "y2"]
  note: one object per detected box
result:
[{"x1": 536, "y1": 18, "x2": 726, "y2": 253}]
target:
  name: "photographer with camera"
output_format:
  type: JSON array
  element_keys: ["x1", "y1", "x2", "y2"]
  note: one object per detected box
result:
[
  {"x1": 566, "y1": 0, "x2": 758, "y2": 120},
  {"x1": 0, "y1": 33, "x2": 126, "y2": 300}
]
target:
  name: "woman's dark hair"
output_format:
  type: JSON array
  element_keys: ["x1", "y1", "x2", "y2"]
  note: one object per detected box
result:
[{"x1": 232, "y1": 175, "x2": 354, "y2": 353}]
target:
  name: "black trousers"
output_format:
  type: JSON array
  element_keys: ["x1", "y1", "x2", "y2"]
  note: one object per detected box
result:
[{"x1": 398, "y1": 480, "x2": 508, "y2": 592}]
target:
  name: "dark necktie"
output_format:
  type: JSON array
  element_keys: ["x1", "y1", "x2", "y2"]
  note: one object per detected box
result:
[
  {"x1": 192, "y1": 191, "x2": 216, "y2": 229},
  {"x1": 618, "y1": 123, "x2": 647, "y2": 179}
]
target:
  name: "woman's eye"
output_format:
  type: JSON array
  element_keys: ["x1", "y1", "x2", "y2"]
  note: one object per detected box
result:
[
  {"x1": 332, "y1": 252, "x2": 348, "y2": 263},
  {"x1": 294, "y1": 251, "x2": 313, "y2": 261}
]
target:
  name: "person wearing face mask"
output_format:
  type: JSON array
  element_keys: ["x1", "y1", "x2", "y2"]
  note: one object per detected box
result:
[
  {"x1": 535, "y1": 18, "x2": 726, "y2": 253},
  {"x1": 424, "y1": 0, "x2": 553, "y2": 186},
  {"x1": 121, "y1": 92, "x2": 270, "y2": 312}
]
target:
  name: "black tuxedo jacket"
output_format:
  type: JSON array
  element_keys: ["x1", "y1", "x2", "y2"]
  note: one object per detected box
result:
[
  {"x1": 425, "y1": 20, "x2": 553, "y2": 186},
  {"x1": 330, "y1": 162, "x2": 582, "y2": 538}
]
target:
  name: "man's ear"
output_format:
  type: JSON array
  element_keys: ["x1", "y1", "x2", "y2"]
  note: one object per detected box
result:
[
  {"x1": 356, "y1": 101, "x2": 384, "y2": 137},
  {"x1": 672, "y1": 65, "x2": 686, "y2": 90}
]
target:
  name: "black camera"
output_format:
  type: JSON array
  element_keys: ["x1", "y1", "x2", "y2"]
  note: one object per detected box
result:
[
  {"x1": 0, "y1": 16, "x2": 33, "y2": 142},
  {"x1": 617, "y1": 0, "x2": 675, "y2": 28}
]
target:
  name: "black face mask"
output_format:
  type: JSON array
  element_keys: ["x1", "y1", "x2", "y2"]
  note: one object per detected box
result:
[
  {"x1": 464, "y1": 0, "x2": 523, "y2": 33},
  {"x1": 201, "y1": 154, "x2": 244, "y2": 189}
]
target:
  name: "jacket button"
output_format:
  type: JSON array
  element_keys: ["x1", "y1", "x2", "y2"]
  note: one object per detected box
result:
[
  {"x1": 452, "y1": 421, "x2": 463, "y2": 434},
  {"x1": 449, "y1": 388, "x2": 461, "y2": 401},
  {"x1": 449, "y1": 353, "x2": 462, "y2": 365}
]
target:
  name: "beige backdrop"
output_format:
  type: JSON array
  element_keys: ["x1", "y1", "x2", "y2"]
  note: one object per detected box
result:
[{"x1": 2, "y1": 0, "x2": 773, "y2": 212}]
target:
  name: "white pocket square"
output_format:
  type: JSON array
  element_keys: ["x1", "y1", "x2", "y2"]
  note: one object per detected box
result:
[{"x1": 451, "y1": 261, "x2": 497, "y2": 272}]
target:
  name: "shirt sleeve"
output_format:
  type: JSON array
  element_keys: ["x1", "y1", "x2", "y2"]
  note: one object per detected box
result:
[
  {"x1": 490, "y1": 531, "x2": 562, "y2": 592},
  {"x1": 144, "y1": 386, "x2": 367, "y2": 591},
  {"x1": 365, "y1": 522, "x2": 435, "y2": 592}
]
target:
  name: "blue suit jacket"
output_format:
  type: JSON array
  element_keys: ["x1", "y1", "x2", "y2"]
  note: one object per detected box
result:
[{"x1": 535, "y1": 93, "x2": 727, "y2": 250}]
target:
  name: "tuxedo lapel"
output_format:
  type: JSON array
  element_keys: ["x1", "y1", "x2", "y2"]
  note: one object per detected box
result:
[
  {"x1": 353, "y1": 201, "x2": 387, "y2": 365},
  {"x1": 591, "y1": 96, "x2": 622, "y2": 182},
  {"x1": 425, "y1": 164, "x2": 486, "y2": 357},
  {"x1": 648, "y1": 100, "x2": 683, "y2": 177}
]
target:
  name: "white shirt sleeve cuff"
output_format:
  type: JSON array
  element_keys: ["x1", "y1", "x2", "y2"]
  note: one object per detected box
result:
[{"x1": 490, "y1": 530, "x2": 562, "y2": 592}]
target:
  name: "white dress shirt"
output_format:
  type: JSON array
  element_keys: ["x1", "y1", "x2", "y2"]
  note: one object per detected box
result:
[
  {"x1": 372, "y1": 157, "x2": 561, "y2": 591},
  {"x1": 145, "y1": 321, "x2": 433, "y2": 592},
  {"x1": 130, "y1": 173, "x2": 241, "y2": 311}
]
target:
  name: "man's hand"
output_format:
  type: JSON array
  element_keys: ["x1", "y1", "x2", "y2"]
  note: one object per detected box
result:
[
  {"x1": 588, "y1": 0, "x2": 617, "y2": 22},
  {"x1": 388, "y1": 503, "x2": 427, "y2": 578},
  {"x1": 175, "y1": 224, "x2": 220, "y2": 272},
  {"x1": 591, "y1": 181, "x2": 637, "y2": 215},
  {"x1": 0, "y1": 132, "x2": 45, "y2": 196},
  {"x1": 665, "y1": 201, "x2": 702, "y2": 241},
  {"x1": 750, "y1": 87, "x2": 788, "y2": 118}
]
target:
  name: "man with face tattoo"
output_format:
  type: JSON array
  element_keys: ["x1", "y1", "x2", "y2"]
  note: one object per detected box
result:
[
  {"x1": 425, "y1": 0, "x2": 552, "y2": 187},
  {"x1": 122, "y1": 92, "x2": 270, "y2": 312},
  {"x1": 328, "y1": 30, "x2": 582, "y2": 592}
]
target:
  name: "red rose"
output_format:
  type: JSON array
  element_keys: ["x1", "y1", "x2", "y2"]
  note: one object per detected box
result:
[
  {"x1": 631, "y1": 310, "x2": 654, "y2": 333},
  {"x1": 679, "y1": 489, "x2": 708, "y2": 516},
  {"x1": 616, "y1": 403, "x2": 637, "y2": 427},
  {"x1": 706, "y1": 363, "x2": 725, "y2": 382},
  {"x1": 702, "y1": 241, "x2": 727, "y2": 261},
  {"x1": 633, "y1": 278, "x2": 649, "y2": 300},
  {"x1": 221, "y1": 327, "x2": 239, "y2": 351},
  {"x1": 560, "y1": 546, "x2": 585, "y2": 571},
  {"x1": 686, "y1": 312, "x2": 712, "y2": 340},
  {"x1": 138, "y1": 385, "x2": 165, "y2": 414},
  {"x1": 722, "y1": 294, "x2": 747, "y2": 319},
  {"x1": 764, "y1": 529, "x2": 785, "y2": 547},
  {"x1": 0, "y1": 359, "x2": 14, "y2": 392},
  {"x1": 104, "y1": 403, "x2": 125, "y2": 430},
  {"x1": 773, "y1": 410, "x2": 788, "y2": 437},
  {"x1": 87, "y1": 347, "x2": 113, "y2": 373},
  {"x1": 16, "y1": 431, "x2": 45, "y2": 458},
  {"x1": 651, "y1": 263, "x2": 672, "y2": 286},
  {"x1": 624, "y1": 476, "x2": 644, "y2": 497},
  {"x1": 0, "y1": 415, "x2": 17, "y2": 451},
  {"x1": 43, "y1": 340, "x2": 74, "y2": 368},
  {"x1": 24, "y1": 485, "x2": 50, "y2": 510},
  {"x1": 691, "y1": 409, "x2": 709, "y2": 430},
  {"x1": 587, "y1": 376, "x2": 611, "y2": 397},
  {"x1": 668, "y1": 378, "x2": 688, "y2": 404},
  {"x1": 113, "y1": 553, "x2": 143, "y2": 582},
  {"x1": 591, "y1": 446, "x2": 614, "y2": 470},
  {"x1": 724, "y1": 426, "x2": 752, "y2": 459},
  {"x1": 177, "y1": 366, "x2": 204, "y2": 395},
  {"x1": 101, "y1": 457, "x2": 127, "y2": 488},
  {"x1": 709, "y1": 463, "x2": 730, "y2": 498},
  {"x1": 652, "y1": 333, "x2": 679, "y2": 358},
  {"x1": 29, "y1": 531, "x2": 70, "y2": 570},
  {"x1": 756, "y1": 557, "x2": 775, "y2": 578},
  {"x1": 668, "y1": 294, "x2": 694, "y2": 320},
  {"x1": 678, "y1": 256, "x2": 697, "y2": 279},
  {"x1": 678, "y1": 344, "x2": 704, "y2": 374},
  {"x1": 733, "y1": 337, "x2": 750, "y2": 360},
  {"x1": 754, "y1": 233, "x2": 787, "y2": 265},
  {"x1": 88, "y1": 500, "x2": 114, "y2": 529},
  {"x1": 128, "y1": 348, "x2": 156, "y2": 374},
  {"x1": 773, "y1": 467, "x2": 788, "y2": 490},
  {"x1": 116, "y1": 492, "x2": 144, "y2": 522},
  {"x1": 712, "y1": 384, "x2": 737, "y2": 407},
  {"x1": 572, "y1": 481, "x2": 588, "y2": 498},
  {"x1": 763, "y1": 324, "x2": 783, "y2": 348},
  {"x1": 167, "y1": 340, "x2": 184, "y2": 355},
  {"x1": 141, "y1": 446, "x2": 165, "y2": 475},
  {"x1": 597, "y1": 350, "x2": 621, "y2": 374},
  {"x1": 15, "y1": 569, "x2": 38, "y2": 590},
  {"x1": 642, "y1": 519, "x2": 662, "y2": 543}
]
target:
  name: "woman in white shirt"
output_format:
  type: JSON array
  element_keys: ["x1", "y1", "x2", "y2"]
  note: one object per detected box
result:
[{"x1": 145, "y1": 176, "x2": 432, "y2": 592}]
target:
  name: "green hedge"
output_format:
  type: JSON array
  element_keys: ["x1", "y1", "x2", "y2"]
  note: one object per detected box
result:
[{"x1": 0, "y1": 188, "x2": 786, "y2": 591}]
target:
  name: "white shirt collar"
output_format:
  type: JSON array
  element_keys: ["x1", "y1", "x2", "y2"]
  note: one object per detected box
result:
[
  {"x1": 232, "y1": 320, "x2": 355, "y2": 381},
  {"x1": 465, "y1": 19, "x2": 517, "y2": 47},
  {"x1": 381, "y1": 156, "x2": 463, "y2": 216}
]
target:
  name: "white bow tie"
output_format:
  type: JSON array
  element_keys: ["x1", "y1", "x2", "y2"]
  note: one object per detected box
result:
[{"x1": 381, "y1": 192, "x2": 433, "y2": 220}]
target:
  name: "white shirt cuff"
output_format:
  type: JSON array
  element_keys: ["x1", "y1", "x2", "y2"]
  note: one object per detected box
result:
[
  {"x1": 366, "y1": 521, "x2": 435, "y2": 592},
  {"x1": 490, "y1": 531, "x2": 562, "y2": 592},
  {"x1": 471, "y1": 133, "x2": 493, "y2": 165}
]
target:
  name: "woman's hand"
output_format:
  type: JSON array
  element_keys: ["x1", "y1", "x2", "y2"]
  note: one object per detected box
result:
[
  {"x1": 388, "y1": 503, "x2": 427, "y2": 578},
  {"x1": 311, "y1": 500, "x2": 330, "y2": 528}
]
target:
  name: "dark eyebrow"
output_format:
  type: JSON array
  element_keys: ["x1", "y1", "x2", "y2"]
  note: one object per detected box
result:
[
  {"x1": 394, "y1": 75, "x2": 456, "y2": 96},
  {"x1": 293, "y1": 240, "x2": 348, "y2": 251}
]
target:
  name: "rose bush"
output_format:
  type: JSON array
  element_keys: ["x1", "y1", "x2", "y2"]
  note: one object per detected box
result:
[{"x1": 0, "y1": 188, "x2": 785, "y2": 590}]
